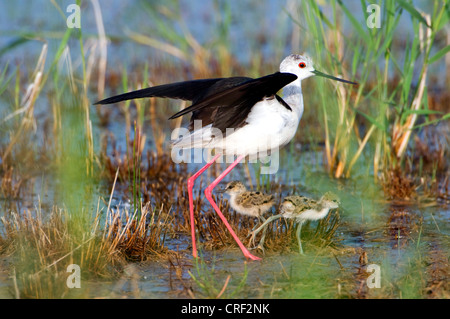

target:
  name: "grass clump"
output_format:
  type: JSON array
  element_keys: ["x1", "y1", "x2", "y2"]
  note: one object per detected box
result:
[
  {"x1": 103, "y1": 202, "x2": 171, "y2": 261},
  {"x1": 1, "y1": 206, "x2": 113, "y2": 298},
  {"x1": 0, "y1": 197, "x2": 170, "y2": 298}
]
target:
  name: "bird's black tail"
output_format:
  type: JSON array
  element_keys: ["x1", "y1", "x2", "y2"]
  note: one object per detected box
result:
[
  {"x1": 94, "y1": 78, "x2": 225, "y2": 105},
  {"x1": 94, "y1": 87, "x2": 158, "y2": 105}
]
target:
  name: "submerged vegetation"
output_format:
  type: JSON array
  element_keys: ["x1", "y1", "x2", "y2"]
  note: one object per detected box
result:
[{"x1": 0, "y1": 0, "x2": 449, "y2": 299}]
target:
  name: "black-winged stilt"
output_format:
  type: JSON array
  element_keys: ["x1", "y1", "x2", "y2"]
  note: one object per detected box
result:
[{"x1": 95, "y1": 54, "x2": 356, "y2": 261}]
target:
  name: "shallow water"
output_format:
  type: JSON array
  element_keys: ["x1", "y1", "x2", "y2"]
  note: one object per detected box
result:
[{"x1": 3, "y1": 157, "x2": 447, "y2": 299}]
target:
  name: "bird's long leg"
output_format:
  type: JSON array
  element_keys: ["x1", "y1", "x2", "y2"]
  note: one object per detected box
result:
[
  {"x1": 252, "y1": 215, "x2": 265, "y2": 232},
  {"x1": 247, "y1": 216, "x2": 265, "y2": 248},
  {"x1": 252, "y1": 211, "x2": 266, "y2": 232},
  {"x1": 249, "y1": 216, "x2": 267, "y2": 254},
  {"x1": 296, "y1": 221, "x2": 305, "y2": 255},
  {"x1": 188, "y1": 153, "x2": 222, "y2": 258},
  {"x1": 204, "y1": 155, "x2": 261, "y2": 261},
  {"x1": 249, "y1": 215, "x2": 282, "y2": 249}
]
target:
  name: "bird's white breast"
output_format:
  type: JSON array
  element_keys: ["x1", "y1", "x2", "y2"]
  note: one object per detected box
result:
[{"x1": 215, "y1": 97, "x2": 301, "y2": 156}]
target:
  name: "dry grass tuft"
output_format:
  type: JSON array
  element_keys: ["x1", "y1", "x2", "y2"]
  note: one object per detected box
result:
[
  {"x1": 1, "y1": 208, "x2": 88, "y2": 298},
  {"x1": 102, "y1": 202, "x2": 171, "y2": 261},
  {"x1": 0, "y1": 197, "x2": 171, "y2": 298},
  {"x1": 380, "y1": 167, "x2": 417, "y2": 201}
]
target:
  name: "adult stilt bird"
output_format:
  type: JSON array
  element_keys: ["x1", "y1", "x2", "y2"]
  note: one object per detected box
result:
[{"x1": 95, "y1": 54, "x2": 356, "y2": 261}]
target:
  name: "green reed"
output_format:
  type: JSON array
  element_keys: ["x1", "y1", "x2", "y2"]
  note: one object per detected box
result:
[{"x1": 298, "y1": 0, "x2": 449, "y2": 179}]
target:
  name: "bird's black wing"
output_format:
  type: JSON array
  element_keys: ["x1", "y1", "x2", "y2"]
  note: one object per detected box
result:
[
  {"x1": 169, "y1": 72, "x2": 298, "y2": 132},
  {"x1": 94, "y1": 72, "x2": 297, "y2": 133},
  {"x1": 94, "y1": 78, "x2": 226, "y2": 105}
]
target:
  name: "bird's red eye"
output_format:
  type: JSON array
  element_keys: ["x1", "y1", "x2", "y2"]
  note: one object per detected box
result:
[{"x1": 299, "y1": 62, "x2": 306, "y2": 68}]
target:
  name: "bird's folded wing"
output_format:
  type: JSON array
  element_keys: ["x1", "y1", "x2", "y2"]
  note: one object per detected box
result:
[{"x1": 170, "y1": 72, "x2": 298, "y2": 132}]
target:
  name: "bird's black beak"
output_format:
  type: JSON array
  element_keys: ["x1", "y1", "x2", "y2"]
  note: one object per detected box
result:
[
  {"x1": 312, "y1": 70, "x2": 358, "y2": 86},
  {"x1": 217, "y1": 188, "x2": 226, "y2": 194}
]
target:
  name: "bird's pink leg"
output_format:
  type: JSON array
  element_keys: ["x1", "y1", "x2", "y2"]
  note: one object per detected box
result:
[
  {"x1": 204, "y1": 155, "x2": 262, "y2": 261},
  {"x1": 188, "y1": 153, "x2": 222, "y2": 258}
]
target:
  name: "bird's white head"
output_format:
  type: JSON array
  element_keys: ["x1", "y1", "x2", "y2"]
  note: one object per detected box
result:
[
  {"x1": 280, "y1": 54, "x2": 315, "y2": 81},
  {"x1": 280, "y1": 54, "x2": 358, "y2": 85}
]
